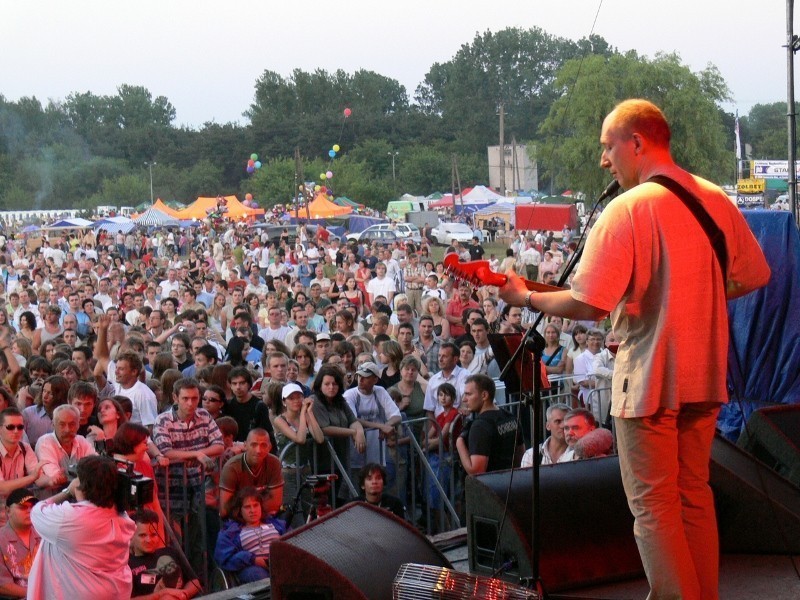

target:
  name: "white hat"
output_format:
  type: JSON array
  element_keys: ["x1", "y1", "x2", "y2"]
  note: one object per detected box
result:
[
  {"x1": 281, "y1": 383, "x2": 304, "y2": 399},
  {"x1": 355, "y1": 362, "x2": 381, "y2": 378}
]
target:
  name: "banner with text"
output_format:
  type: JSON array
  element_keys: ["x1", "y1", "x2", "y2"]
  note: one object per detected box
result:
[{"x1": 751, "y1": 160, "x2": 800, "y2": 179}]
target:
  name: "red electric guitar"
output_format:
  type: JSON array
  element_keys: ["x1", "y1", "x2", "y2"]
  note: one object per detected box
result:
[{"x1": 443, "y1": 253, "x2": 562, "y2": 292}]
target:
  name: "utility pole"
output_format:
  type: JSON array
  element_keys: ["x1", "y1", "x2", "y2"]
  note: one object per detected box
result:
[
  {"x1": 294, "y1": 147, "x2": 301, "y2": 218},
  {"x1": 452, "y1": 155, "x2": 464, "y2": 216},
  {"x1": 787, "y1": 0, "x2": 799, "y2": 225},
  {"x1": 388, "y1": 151, "x2": 399, "y2": 196},
  {"x1": 144, "y1": 161, "x2": 157, "y2": 203},
  {"x1": 511, "y1": 135, "x2": 519, "y2": 194},
  {"x1": 498, "y1": 103, "x2": 505, "y2": 195}
]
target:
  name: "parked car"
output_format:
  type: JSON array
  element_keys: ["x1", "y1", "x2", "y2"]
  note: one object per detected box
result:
[
  {"x1": 252, "y1": 224, "x2": 320, "y2": 245},
  {"x1": 358, "y1": 229, "x2": 400, "y2": 244},
  {"x1": 430, "y1": 222, "x2": 474, "y2": 246},
  {"x1": 346, "y1": 223, "x2": 422, "y2": 244}
]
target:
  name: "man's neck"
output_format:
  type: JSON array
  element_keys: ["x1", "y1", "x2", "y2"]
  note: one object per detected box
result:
[
  {"x1": 1, "y1": 439, "x2": 18, "y2": 454},
  {"x1": 234, "y1": 394, "x2": 252, "y2": 404}
]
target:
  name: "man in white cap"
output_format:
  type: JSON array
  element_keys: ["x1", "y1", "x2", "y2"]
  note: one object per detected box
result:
[{"x1": 343, "y1": 362, "x2": 401, "y2": 471}]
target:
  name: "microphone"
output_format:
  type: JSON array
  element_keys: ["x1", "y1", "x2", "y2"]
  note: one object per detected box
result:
[{"x1": 598, "y1": 180, "x2": 621, "y2": 201}]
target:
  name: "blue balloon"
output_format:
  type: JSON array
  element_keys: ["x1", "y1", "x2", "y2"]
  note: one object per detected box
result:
[
  {"x1": 255, "y1": 161, "x2": 262, "y2": 169},
  {"x1": 328, "y1": 149, "x2": 336, "y2": 158}
]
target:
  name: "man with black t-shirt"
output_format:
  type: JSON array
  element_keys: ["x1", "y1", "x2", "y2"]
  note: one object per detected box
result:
[
  {"x1": 225, "y1": 368, "x2": 261, "y2": 443},
  {"x1": 456, "y1": 374, "x2": 523, "y2": 475},
  {"x1": 468, "y1": 237, "x2": 485, "y2": 261}
]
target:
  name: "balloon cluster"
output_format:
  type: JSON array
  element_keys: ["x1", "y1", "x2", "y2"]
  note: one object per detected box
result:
[
  {"x1": 327, "y1": 144, "x2": 341, "y2": 159},
  {"x1": 246, "y1": 153, "x2": 262, "y2": 174},
  {"x1": 243, "y1": 192, "x2": 259, "y2": 209}
]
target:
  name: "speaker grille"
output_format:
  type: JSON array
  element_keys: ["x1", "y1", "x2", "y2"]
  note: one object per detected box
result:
[{"x1": 393, "y1": 563, "x2": 537, "y2": 600}]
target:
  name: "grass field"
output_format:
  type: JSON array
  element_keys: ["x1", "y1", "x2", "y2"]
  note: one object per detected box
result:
[{"x1": 428, "y1": 241, "x2": 509, "y2": 263}]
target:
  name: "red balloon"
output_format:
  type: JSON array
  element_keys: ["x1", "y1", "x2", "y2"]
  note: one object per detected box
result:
[
  {"x1": 344, "y1": 108, "x2": 352, "y2": 117},
  {"x1": 247, "y1": 159, "x2": 255, "y2": 167}
]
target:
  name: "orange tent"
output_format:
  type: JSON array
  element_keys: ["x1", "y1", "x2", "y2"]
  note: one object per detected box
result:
[
  {"x1": 292, "y1": 193, "x2": 352, "y2": 219},
  {"x1": 152, "y1": 199, "x2": 182, "y2": 218},
  {"x1": 175, "y1": 196, "x2": 265, "y2": 220}
]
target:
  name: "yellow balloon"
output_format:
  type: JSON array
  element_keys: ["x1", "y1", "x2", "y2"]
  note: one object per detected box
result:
[
  {"x1": 333, "y1": 144, "x2": 340, "y2": 152},
  {"x1": 314, "y1": 185, "x2": 321, "y2": 192},
  {"x1": 320, "y1": 173, "x2": 327, "y2": 180},
  {"x1": 298, "y1": 185, "x2": 304, "y2": 191}
]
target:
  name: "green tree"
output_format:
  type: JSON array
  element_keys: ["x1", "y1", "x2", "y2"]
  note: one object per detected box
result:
[
  {"x1": 539, "y1": 51, "x2": 732, "y2": 197},
  {"x1": 745, "y1": 102, "x2": 799, "y2": 159},
  {"x1": 416, "y1": 27, "x2": 614, "y2": 152}
]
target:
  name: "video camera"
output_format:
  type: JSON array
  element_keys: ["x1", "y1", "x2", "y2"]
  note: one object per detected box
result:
[{"x1": 67, "y1": 458, "x2": 154, "y2": 512}]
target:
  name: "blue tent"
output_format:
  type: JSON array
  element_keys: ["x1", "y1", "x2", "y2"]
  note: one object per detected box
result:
[{"x1": 718, "y1": 210, "x2": 800, "y2": 438}]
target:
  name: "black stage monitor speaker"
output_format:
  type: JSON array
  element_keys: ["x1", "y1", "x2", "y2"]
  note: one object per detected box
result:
[
  {"x1": 712, "y1": 434, "x2": 800, "y2": 554},
  {"x1": 465, "y1": 457, "x2": 643, "y2": 593},
  {"x1": 270, "y1": 502, "x2": 452, "y2": 600},
  {"x1": 736, "y1": 404, "x2": 800, "y2": 488}
]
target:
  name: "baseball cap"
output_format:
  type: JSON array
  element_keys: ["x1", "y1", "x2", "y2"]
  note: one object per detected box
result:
[
  {"x1": 7, "y1": 488, "x2": 38, "y2": 508},
  {"x1": 355, "y1": 362, "x2": 381, "y2": 378},
  {"x1": 315, "y1": 333, "x2": 331, "y2": 342},
  {"x1": 281, "y1": 383, "x2": 304, "y2": 399}
]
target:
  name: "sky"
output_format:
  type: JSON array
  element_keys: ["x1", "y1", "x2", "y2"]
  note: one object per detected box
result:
[{"x1": 1, "y1": 0, "x2": 795, "y2": 128}]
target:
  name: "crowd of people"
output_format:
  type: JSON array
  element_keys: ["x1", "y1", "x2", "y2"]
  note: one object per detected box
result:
[
  {"x1": 0, "y1": 212, "x2": 619, "y2": 597},
  {"x1": 0, "y1": 97, "x2": 772, "y2": 600}
]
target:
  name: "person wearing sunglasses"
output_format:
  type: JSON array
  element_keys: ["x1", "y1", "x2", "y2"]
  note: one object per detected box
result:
[{"x1": 0, "y1": 408, "x2": 44, "y2": 527}]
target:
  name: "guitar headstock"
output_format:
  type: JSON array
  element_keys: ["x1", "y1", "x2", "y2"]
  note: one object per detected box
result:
[{"x1": 443, "y1": 253, "x2": 507, "y2": 289}]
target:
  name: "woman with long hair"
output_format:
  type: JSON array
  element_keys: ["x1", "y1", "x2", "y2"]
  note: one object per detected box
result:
[
  {"x1": 342, "y1": 275, "x2": 365, "y2": 317},
  {"x1": 291, "y1": 344, "x2": 315, "y2": 388},
  {"x1": 336, "y1": 341, "x2": 357, "y2": 389},
  {"x1": 158, "y1": 369, "x2": 183, "y2": 413},
  {"x1": 311, "y1": 365, "x2": 365, "y2": 490},
  {"x1": 12, "y1": 337, "x2": 32, "y2": 368},
  {"x1": 542, "y1": 323, "x2": 566, "y2": 397},
  {"x1": 273, "y1": 382, "x2": 324, "y2": 500},
  {"x1": 0, "y1": 308, "x2": 13, "y2": 339},
  {"x1": 150, "y1": 352, "x2": 177, "y2": 381},
  {"x1": 86, "y1": 398, "x2": 128, "y2": 450},
  {"x1": 355, "y1": 259, "x2": 372, "y2": 308},
  {"x1": 17, "y1": 310, "x2": 37, "y2": 342},
  {"x1": 422, "y1": 296, "x2": 450, "y2": 340},
  {"x1": 564, "y1": 323, "x2": 589, "y2": 375},
  {"x1": 208, "y1": 293, "x2": 227, "y2": 334},
  {"x1": 378, "y1": 340, "x2": 404, "y2": 389},
  {"x1": 389, "y1": 355, "x2": 427, "y2": 425},
  {"x1": 111, "y1": 422, "x2": 165, "y2": 532},
  {"x1": 22, "y1": 374, "x2": 69, "y2": 448}
]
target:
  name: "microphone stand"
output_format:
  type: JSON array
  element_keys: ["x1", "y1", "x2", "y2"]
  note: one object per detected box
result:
[{"x1": 497, "y1": 180, "x2": 619, "y2": 598}]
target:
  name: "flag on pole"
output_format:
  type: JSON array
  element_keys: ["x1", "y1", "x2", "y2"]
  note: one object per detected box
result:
[{"x1": 734, "y1": 111, "x2": 742, "y2": 179}]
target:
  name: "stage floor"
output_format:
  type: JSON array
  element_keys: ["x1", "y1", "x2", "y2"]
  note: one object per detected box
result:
[{"x1": 443, "y1": 543, "x2": 800, "y2": 600}]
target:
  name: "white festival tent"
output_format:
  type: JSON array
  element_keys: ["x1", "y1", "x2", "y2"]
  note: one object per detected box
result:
[
  {"x1": 134, "y1": 208, "x2": 181, "y2": 227},
  {"x1": 93, "y1": 216, "x2": 135, "y2": 234}
]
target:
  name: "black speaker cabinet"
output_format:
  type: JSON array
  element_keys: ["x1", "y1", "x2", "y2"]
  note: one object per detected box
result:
[
  {"x1": 713, "y1": 434, "x2": 800, "y2": 554},
  {"x1": 270, "y1": 502, "x2": 451, "y2": 600},
  {"x1": 737, "y1": 404, "x2": 800, "y2": 488},
  {"x1": 465, "y1": 457, "x2": 643, "y2": 592}
]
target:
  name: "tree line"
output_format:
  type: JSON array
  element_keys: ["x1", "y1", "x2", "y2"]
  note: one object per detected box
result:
[{"x1": 0, "y1": 27, "x2": 788, "y2": 213}]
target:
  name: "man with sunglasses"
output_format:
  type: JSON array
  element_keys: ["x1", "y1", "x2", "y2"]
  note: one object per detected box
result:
[{"x1": 0, "y1": 409, "x2": 44, "y2": 527}]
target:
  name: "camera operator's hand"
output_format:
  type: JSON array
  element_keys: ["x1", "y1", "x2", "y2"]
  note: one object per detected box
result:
[{"x1": 66, "y1": 476, "x2": 81, "y2": 497}]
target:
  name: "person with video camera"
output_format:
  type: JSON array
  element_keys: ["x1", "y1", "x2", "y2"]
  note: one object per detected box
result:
[{"x1": 27, "y1": 455, "x2": 136, "y2": 598}]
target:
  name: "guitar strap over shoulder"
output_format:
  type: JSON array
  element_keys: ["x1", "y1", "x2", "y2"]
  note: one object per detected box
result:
[{"x1": 648, "y1": 175, "x2": 728, "y2": 283}]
